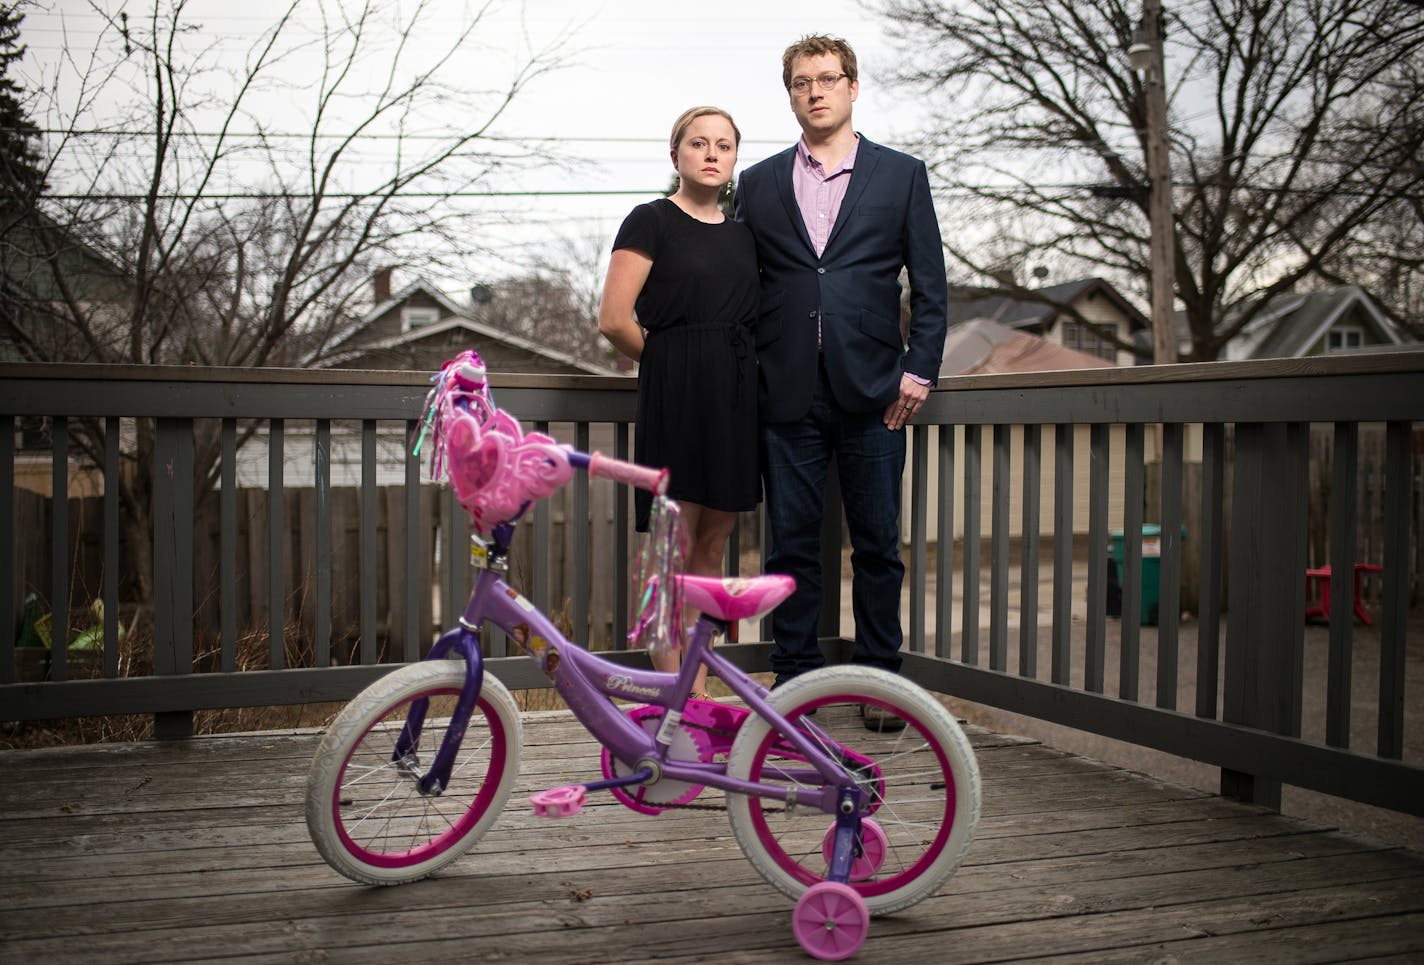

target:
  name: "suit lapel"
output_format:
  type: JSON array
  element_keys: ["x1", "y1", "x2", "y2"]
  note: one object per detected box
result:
[
  {"x1": 773, "y1": 147, "x2": 816, "y2": 255},
  {"x1": 823, "y1": 135, "x2": 880, "y2": 254}
]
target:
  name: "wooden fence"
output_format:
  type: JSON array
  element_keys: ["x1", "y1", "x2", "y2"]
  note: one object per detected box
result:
[{"x1": 9, "y1": 475, "x2": 638, "y2": 675}]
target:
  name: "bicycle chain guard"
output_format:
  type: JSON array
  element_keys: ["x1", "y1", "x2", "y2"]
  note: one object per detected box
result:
[{"x1": 601, "y1": 704, "x2": 716, "y2": 814}]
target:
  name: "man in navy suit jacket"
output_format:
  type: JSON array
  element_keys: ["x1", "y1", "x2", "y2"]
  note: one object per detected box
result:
[{"x1": 736, "y1": 35, "x2": 947, "y2": 715}]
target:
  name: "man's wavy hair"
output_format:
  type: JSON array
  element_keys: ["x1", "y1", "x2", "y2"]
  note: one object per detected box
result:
[{"x1": 781, "y1": 34, "x2": 859, "y2": 91}]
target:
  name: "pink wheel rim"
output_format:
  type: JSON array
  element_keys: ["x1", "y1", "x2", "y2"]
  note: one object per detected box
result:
[
  {"x1": 332, "y1": 690, "x2": 509, "y2": 869},
  {"x1": 792, "y1": 881, "x2": 870, "y2": 961},
  {"x1": 746, "y1": 698, "x2": 958, "y2": 898}
]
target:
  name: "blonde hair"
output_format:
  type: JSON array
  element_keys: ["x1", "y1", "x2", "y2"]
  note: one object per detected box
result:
[
  {"x1": 669, "y1": 106, "x2": 742, "y2": 151},
  {"x1": 781, "y1": 35, "x2": 859, "y2": 90}
]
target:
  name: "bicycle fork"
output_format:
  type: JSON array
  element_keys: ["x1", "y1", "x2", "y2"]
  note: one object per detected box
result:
[
  {"x1": 393, "y1": 624, "x2": 485, "y2": 795},
  {"x1": 825, "y1": 784, "x2": 866, "y2": 884}
]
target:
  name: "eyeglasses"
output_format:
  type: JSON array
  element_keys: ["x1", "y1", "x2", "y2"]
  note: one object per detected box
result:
[{"x1": 788, "y1": 72, "x2": 848, "y2": 95}]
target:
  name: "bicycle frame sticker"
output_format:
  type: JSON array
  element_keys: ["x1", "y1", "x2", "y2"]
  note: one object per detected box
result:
[
  {"x1": 508, "y1": 623, "x2": 559, "y2": 676},
  {"x1": 655, "y1": 711, "x2": 684, "y2": 745},
  {"x1": 602, "y1": 671, "x2": 661, "y2": 701},
  {"x1": 505, "y1": 587, "x2": 536, "y2": 613}
]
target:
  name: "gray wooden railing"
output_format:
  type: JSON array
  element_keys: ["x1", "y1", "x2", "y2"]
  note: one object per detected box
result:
[{"x1": 1, "y1": 354, "x2": 1421, "y2": 818}]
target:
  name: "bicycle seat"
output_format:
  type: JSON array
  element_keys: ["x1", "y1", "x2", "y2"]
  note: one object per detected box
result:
[{"x1": 677, "y1": 574, "x2": 796, "y2": 622}]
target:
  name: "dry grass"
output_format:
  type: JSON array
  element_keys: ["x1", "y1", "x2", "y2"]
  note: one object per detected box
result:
[
  {"x1": 1, "y1": 595, "x2": 748, "y2": 748},
  {"x1": 2, "y1": 619, "x2": 354, "y2": 749}
]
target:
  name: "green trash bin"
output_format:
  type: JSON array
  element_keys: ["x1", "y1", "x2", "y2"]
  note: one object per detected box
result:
[{"x1": 1109, "y1": 525, "x2": 1174, "y2": 625}]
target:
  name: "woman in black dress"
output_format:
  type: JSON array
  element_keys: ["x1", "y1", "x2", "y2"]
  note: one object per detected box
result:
[{"x1": 598, "y1": 106, "x2": 759, "y2": 682}]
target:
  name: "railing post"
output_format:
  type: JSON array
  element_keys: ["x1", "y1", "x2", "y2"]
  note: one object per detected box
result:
[
  {"x1": 0, "y1": 420, "x2": 12, "y2": 685},
  {"x1": 1222, "y1": 421, "x2": 1308, "y2": 808},
  {"x1": 153, "y1": 417, "x2": 195, "y2": 740},
  {"x1": 49, "y1": 416, "x2": 70, "y2": 681}
]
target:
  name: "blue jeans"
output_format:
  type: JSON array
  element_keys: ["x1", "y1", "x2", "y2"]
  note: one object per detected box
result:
[{"x1": 760, "y1": 363, "x2": 906, "y2": 682}]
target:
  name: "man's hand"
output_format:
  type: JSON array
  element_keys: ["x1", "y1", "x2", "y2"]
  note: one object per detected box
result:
[{"x1": 883, "y1": 373, "x2": 930, "y2": 431}]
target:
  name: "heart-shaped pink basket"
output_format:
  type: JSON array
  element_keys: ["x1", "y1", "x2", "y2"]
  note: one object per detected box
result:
[{"x1": 419, "y1": 350, "x2": 573, "y2": 533}]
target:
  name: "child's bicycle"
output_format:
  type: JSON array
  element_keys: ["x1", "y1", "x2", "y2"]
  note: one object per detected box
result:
[{"x1": 304, "y1": 351, "x2": 981, "y2": 960}]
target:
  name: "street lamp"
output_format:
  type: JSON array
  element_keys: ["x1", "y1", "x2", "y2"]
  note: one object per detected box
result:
[
  {"x1": 1127, "y1": 29, "x2": 1152, "y2": 72},
  {"x1": 1131, "y1": 4, "x2": 1178, "y2": 364}
]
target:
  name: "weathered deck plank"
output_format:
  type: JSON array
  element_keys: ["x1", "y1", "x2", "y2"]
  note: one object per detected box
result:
[{"x1": 1, "y1": 713, "x2": 1420, "y2": 963}]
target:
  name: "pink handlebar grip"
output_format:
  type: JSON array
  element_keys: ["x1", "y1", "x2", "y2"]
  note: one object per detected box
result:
[{"x1": 588, "y1": 453, "x2": 669, "y2": 495}]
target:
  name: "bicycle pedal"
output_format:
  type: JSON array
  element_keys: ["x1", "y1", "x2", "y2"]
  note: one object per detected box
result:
[{"x1": 530, "y1": 785, "x2": 586, "y2": 818}]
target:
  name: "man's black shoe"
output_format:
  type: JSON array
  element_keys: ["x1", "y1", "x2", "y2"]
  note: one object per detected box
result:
[{"x1": 860, "y1": 703, "x2": 906, "y2": 733}]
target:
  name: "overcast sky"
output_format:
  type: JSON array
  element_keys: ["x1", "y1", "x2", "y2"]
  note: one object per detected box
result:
[{"x1": 23, "y1": 1, "x2": 927, "y2": 285}]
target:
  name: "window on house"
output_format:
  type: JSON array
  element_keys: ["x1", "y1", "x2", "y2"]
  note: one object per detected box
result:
[
  {"x1": 17, "y1": 415, "x2": 51, "y2": 451},
  {"x1": 1325, "y1": 327, "x2": 1363, "y2": 353},
  {"x1": 1060, "y1": 320, "x2": 1117, "y2": 362},
  {"x1": 402, "y1": 307, "x2": 440, "y2": 331}
]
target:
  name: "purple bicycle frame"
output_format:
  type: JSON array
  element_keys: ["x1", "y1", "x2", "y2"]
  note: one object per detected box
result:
[{"x1": 414, "y1": 560, "x2": 863, "y2": 817}]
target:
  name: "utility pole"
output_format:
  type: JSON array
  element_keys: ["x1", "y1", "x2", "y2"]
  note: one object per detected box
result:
[{"x1": 1131, "y1": 0, "x2": 1178, "y2": 364}]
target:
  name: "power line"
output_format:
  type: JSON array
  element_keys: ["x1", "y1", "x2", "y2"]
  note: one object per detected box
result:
[
  {"x1": 41, "y1": 189, "x2": 669, "y2": 201},
  {"x1": 39, "y1": 180, "x2": 1403, "y2": 202},
  {"x1": 21, "y1": 127, "x2": 792, "y2": 147}
]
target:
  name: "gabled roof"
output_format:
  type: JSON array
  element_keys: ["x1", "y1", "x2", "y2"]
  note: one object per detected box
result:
[
  {"x1": 364, "y1": 278, "x2": 468, "y2": 324},
  {"x1": 940, "y1": 318, "x2": 1118, "y2": 376},
  {"x1": 327, "y1": 314, "x2": 613, "y2": 375},
  {"x1": 948, "y1": 278, "x2": 1149, "y2": 332},
  {"x1": 326, "y1": 276, "x2": 617, "y2": 375},
  {"x1": 1242, "y1": 285, "x2": 1402, "y2": 359}
]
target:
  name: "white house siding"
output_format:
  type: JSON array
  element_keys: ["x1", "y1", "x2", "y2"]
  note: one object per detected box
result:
[
  {"x1": 226, "y1": 421, "x2": 621, "y2": 490},
  {"x1": 1047, "y1": 293, "x2": 1139, "y2": 367}
]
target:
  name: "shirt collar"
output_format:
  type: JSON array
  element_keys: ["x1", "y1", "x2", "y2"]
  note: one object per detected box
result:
[{"x1": 795, "y1": 134, "x2": 860, "y2": 176}]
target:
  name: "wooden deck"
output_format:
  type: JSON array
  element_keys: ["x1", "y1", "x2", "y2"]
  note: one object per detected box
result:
[{"x1": 2, "y1": 710, "x2": 1422, "y2": 964}]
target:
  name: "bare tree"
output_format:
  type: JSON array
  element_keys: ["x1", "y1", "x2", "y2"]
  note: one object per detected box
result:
[
  {"x1": 1313, "y1": 55, "x2": 1424, "y2": 334},
  {"x1": 2, "y1": 0, "x2": 570, "y2": 616},
  {"x1": 874, "y1": 0, "x2": 1424, "y2": 360},
  {"x1": 475, "y1": 240, "x2": 612, "y2": 367}
]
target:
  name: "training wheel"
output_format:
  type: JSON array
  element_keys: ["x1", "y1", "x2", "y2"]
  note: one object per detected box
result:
[
  {"x1": 792, "y1": 881, "x2": 870, "y2": 961},
  {"x1": 821, "y1": 818, "x2": 888, "y2": 881}
]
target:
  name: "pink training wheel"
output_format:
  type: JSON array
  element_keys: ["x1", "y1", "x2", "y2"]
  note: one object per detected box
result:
[
  {"x1": 793, "y1": 881, "x2": 870, "y2": 961},
  {"x1": 529, "y1": 785, "x2": 585, "y2": 818},
  {"x1": 820, "y1": 819, "x2": 888, "y2": 882}
]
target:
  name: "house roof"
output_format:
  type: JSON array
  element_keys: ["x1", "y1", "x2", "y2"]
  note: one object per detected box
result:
[
  {"x1": 947, "y1": 278, "x2": 1149, "y2": 332},
  {"x1": 1243, "y1": 285, "x2": 1402, "y2": 359},
  {"x1": 940, "y1": 318, "x2": 1118, "y2": 376},
  {"x1": 0, "y1": 208, "x2": 130, "y2": 301},
  {"x1": 363, "y1": 278, "x2": 468, "y2": 325},
  {"x1": 326, "y1": 276, "x2": 617, "y2": 375}
]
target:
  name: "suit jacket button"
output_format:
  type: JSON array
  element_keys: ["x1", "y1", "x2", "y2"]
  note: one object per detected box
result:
[{"x1": 817, "y1": 267, "x2": 826, "y2": 274}]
